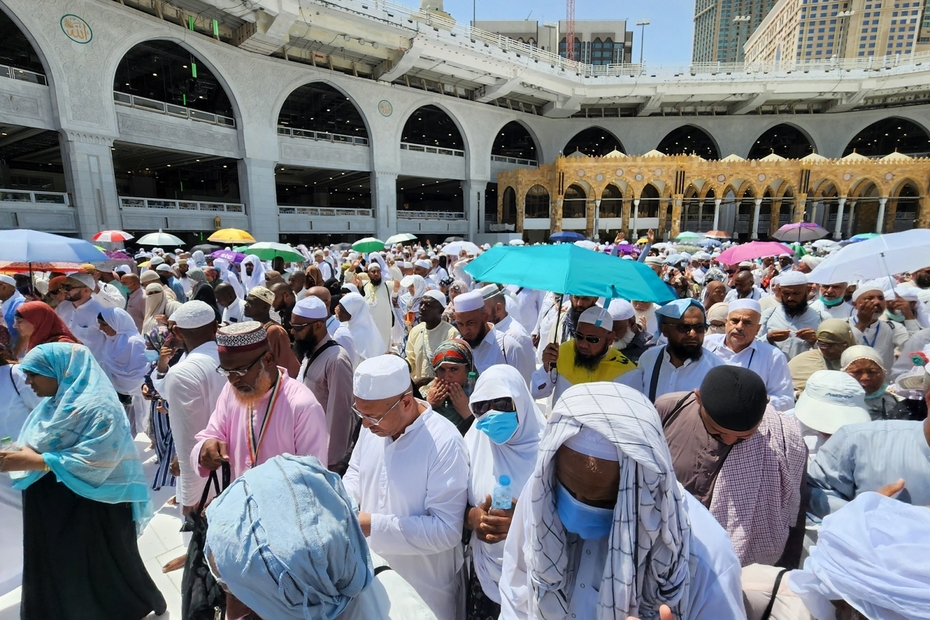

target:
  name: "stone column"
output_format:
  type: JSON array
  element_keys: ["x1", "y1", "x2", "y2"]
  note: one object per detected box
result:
[
  {"x1": 658, "y1": 197, "x2": 670, "y2": 237},
  {"x1": 670, "y1": 195, "x2": 683, "y2": 240},
  {"x1": 60, "y1": 131, "x2": 120, "y2": 238},
  {"x1": 712, "y1": 198, "x2": 722, "y2": 230},
  {"x1": 698, "y1": 200, "x2": 704, "y2": 230},
  {"x1": 238, "y1": 158, "x2": 279, "y2": 241},
  {"x1": 371, "y1": 171, "x2": 397, "y2": 239},
  {"x1": 795, "y1": 193, "x2": 807, "y2": 223},
  {"x1": 884, "y1": 197, "x2": 898, "y2": 234},
  {"x1": 918, "y1": 196, "x2": 930, "y2": 229},
  {"x1": 461, "y1": 178, "x2": 486, "y2": 240},
  {"x1": 769, "y1": 199, "x2": 782, "y2": 237},
  {"x1": 586, "y1": 198, "x2": 597, "y2": 238},
  {"x1": 631, "y1": 199, "x2": 640, "y2": 238},
  {"x1": 875, "y1": 197, "x2": 888, "y2": 233},
  {"x1": 516, "y1": 187, "x2": 526, "y2": 236},
  {"x1": 621, "y1": 198, "x2": 632, "y2": 233},
  {"x1": 551, "y1": 197, "x2": 563, "y2": 234},
  {"x1": 846, "y1": 201, "x2": 857, "y2": 238},
  {"x1": 833, "y1": 197, "x2": 847, "y2": 240},
  {"x1": 751, "y1": 198, "x2": 762, "y2": 240}
]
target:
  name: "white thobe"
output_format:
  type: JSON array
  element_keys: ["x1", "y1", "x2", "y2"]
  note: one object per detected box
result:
[
  {"x1": 723, "y1": 286, "x2": 766, "y2": 303},
  {"x1": 56, "y1": 298, "x2": 107, "y2": 361},
  {"x1": 317, "y1": 260, "x2": 334, "y2": 281},
  {"x1": 847, "y1": 316, "x2": 916, "y2": 375},
  {"x1": 327, "y1": 315, "x2": 359, "y2": 368},
  {"x1": 619, "y1": 345, "x2": 724, "y2": 402},
  {"x1": 496, "y1": 314, "x2": 536, "y2": 366},
  {"x1": 759, "y1": 305, "x2": 829, "y2": 361},
  {"x1": 498, "y1": 489, "x2": 746, "y2": 620},
  {"x1": 92, "y1": 282, "x2": 126, "y2": 309},
  {"x1": 532, "y1": 293, "x2": 562, "y2": 362},
  {"x1": 891, "y1": 327, "x2": 930, "y2": 380},
  {"x1": 809, "y1": 298, "x2": 854, "y2": 320},
  {"x1": 704, "y1": 334, "x2": 795, "y2": 411},
  {"x1": 221, "y1": 298, "x2": 247, "y2": 324},
  {"x1": 364, "y1": 280, "x2": 395, "y2": 352},
  {"x1": 507, "y1": 286, "x2": 545, "y2": 335},
  {"x1": 471, "y1": 325, "x2": 535, "y2": 387},
  {"x1": 343, "y1": 405, "x2": 470, "y2": 620},
  {"x1": 161, "y1": 341, "x2": 228, "y2": 506}
]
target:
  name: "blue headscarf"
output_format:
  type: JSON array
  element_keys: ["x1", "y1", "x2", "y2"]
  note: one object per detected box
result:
[
  {"x1": 205, "y1": 454, "x2": 373, "y2": 620},
  {"x1": 13, "y1": 343, "x2": 153, "y2": 533}
]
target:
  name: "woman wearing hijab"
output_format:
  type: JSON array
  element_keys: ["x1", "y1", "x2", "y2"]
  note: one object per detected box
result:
[
  {"x1": 421, "y1": 338, "x2": 476, "y2": 435},
  {"x1": 400, "y1": 274, "x2": 427, "y2": 328},
  {"x1": 789, "y1": 319, "x2": 856, "y2": 393},
  {"x1": 841, "y1": 345, "x2": 905, "y2": 420},
  {"x1": 0, "y1": 343, "x2": 166, "y2": 619},
  {"x1": 241, "y1": 254, "x2": 266, "y2": 291},
  {"x1": 141, "y1": 282, "x2": 181, "y2": 334},
  {"x1": 187, "y1": 268, "x2": 222, "y2": 322},
  {"x1": 213, "y1": 257, "x2": 245, "y2": 299},
  {"x1": 464, "y1": 364, "x2": 544, "y2": 620},
  {"x1": 13, "y1": 301, "x2": 81, "y2": 354},
  {"x1": 190, "y1": 249, "x2": 207, "y2": 268},
  {"x1": 306, "y1": 264, "x2": 324, "y2": 289},
  {"x1": 336, "y1": 292, "x2": 387, "y2": 361},
  {"x1": 97, "y1": 308, "x2": 151, "y2": 436}
]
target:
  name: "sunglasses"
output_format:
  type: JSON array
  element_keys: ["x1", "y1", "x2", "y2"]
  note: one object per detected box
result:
[
  {"x1": 572, "y1": 331, "x2": 603, "y2": 344},
  {"x1": 667, "y1": 322, "x2": 708, "y2": 335},
  {"x1": 471, "y1": 397, "x2": 516, "y2": 417}
]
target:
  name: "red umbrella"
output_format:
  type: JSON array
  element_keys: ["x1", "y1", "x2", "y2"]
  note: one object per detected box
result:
[
  {"x1": 704, "y1": 230, "x2": 730, "y2": 240},
  {"x1": 92, "y1": 230, "x2": 134, "y2": 243},
  {"x1": 716, "y1": 241, "x2": 794, "y2": 265},
  {"x1": 0, "y1": 261, "x2": 83, "y2": 273}
]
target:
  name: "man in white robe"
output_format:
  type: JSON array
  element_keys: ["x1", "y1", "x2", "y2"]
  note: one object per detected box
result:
[
  {"x1": 362, "y1": 262, "x2": 394, "y2": 351},
  {"x1": 344, "y1": 355, "x2": 470, "y2": 620},
  {"x1": 453, "y1": 290, "x2": 534, "y2": 387},
  {"x1": 703, "y1": 299, "x2": 795, "y2": 411},
  {"x1": 55, "y1": 273, "x2": 107, "y2": 361},
  {"x1": 809, "y1": 280, "x2": 854, "y2": 319},
  {"x1": 759, "y1": 271, "x2": 829, "y2": 361}
]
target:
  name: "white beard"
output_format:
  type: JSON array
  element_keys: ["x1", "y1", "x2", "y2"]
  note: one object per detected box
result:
[{"x1": 612, "y1": 329, "x2": 636, "y2": 350}]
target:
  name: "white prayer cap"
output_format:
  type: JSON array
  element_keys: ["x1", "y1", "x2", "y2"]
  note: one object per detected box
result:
[
  {"x1": 607, "y1": 298, "x2": 634, "y2": 321},
  {"x1": 0, "y1": 274, "x2": 14, "y2": 287},
  {"x1": 794, "y1": 370, "x2": 870, "y2": 435},
  {"x1": 851, "y1": 279, "x2": 884, "y2": 302},
  {"x1": 66, "y1": 272, "x2": 95, "y2": 289},
  {"x1": 156, "y1": 263, "x2": 174, "y2": 274},
  {"x1": 414, "y1": 259, "x2": 431, "y2": 270},
  {"x1": 428, "y1": 252, "x2": 437, "y2": 258},
  {"x1": 644, "y1": 256, "x2": 664, "y2": 267},
  {"x1": 479, "y1": 284, "x2": 502, "y2": 300},
  {"x1": 738, "y1": 261, "x2": 753, "y2": 269},
  {"x1": 778, "y1": 271, "x2": 808, "y2": 287},
  {"x1": 354, "y1": 354, "x2": 410, "y2": 400},
  {"x1": 313, "y1": 249, "x2": 324, "y2": 257},
  {"x1": 292, "y1": 296, "x2": 327, "y2": 320},
  {"x1": 727, "y1": 299, "x2": 762, "y2": 315},
  {"x1": 115, "y1": 265, "x2": 132, "y2": 275},
  {"x1": 562, "y1": 427, "x2": 619, "y2": 461},
  {"x1": 173, "y1": 300, "x2": 217, "y2": 329},
  {"x1": 694, "y1": 251, "x2": 711, "y2": 260},
  {"x1": 840, "y1": 345, "x2": 885, "y2": 372},
  {"x1": 422, "y1": 290, "x2": 447, "y2": 308},
  {"x1": 577, "y1": 306, "x2": 612, "y2": 330},
  {"x1": 454, "y1": 290, "x2": 485, "y2": 313},
  {"x1": 149, "y1": 256, "x2": 165, "y2": 266},
  {"x1": 778, "y1": 253, "x2": 792, "y2": 258},
  {"x1": 894, "y1": 286, "x2": 920, "y2": 302},
  {"x1": 400, "y1": 261, "x2": 412, "y2": 269}
]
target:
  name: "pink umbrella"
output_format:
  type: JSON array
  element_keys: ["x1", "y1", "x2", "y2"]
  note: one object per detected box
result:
[{"x1": 716, "y1": 241, "x2": 794, "y2": 265}]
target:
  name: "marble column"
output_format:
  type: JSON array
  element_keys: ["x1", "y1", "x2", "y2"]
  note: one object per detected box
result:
[
  {"x1": 631, "y1": 199, "x2": 640, "y2": 237},
  {"x1": 461, "y1": 178, "x2": 486, "y2": 240},
  {"x1": 833, "y1": 197, "x2": 847, "y2": 240},
  {"x1": 751, "y1": 198, "x2": 762, "y2": 240},
  {"x1": 238, "y1": 158, "x2": 279, "y2": 241},
  {"x1": 846, "y1": 201, "x2": 857, "y2": 238},
  {"x1": 875, "y1": 197, "x2": 888, "y2": 234},
  {"x1": 60, "y1": 131, "x2": 120, "y2": 238},
  {"x1": 712, "y1": 198, "x2": 722, "y2": 230},
  {"x1": 371, "y1": 171, "x2": 397, "y2": 239}
]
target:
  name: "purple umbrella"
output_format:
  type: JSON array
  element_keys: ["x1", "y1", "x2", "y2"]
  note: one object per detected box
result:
[
  {"x1": 772, "y1": 222, "x2": 829, "y2": 243},
  {"x1": 105, "y1": 249, "x2": 131, "y2": 260},
  {"x1": 211, "y1": 249, "x2": 245, "y2": 263}
]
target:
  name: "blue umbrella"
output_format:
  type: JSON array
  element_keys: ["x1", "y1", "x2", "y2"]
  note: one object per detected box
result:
[
  {"x1": 0, "y1": 229, "x2": 107, "y2": 263},
  {"x1": 548, "y1": 231, "x2": 585, "y2": 243},
  {"x1": 464, "y1": 244, "x2": 675, "y2": 304}
]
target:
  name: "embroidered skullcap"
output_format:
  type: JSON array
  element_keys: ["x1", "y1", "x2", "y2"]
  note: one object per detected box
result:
[
  {"x1": 577, "y1": 306, "x2": 612, "y2": 330},
  {"x1": 454, "y1": 290, "x2": 485, "y2": 313},
  {"x1": 144, "y1": 282, "x2": 163, "y2": 295},
  {"x1": 852, "y1": 279, "x2": 884, "y2": 302},
  {"x1": 140, "y1": 270, "x2": 160, "y2": 285},
  {"x1": 778, "y1": 271, "x2": 808, "y2": 287},
  {"x1": 66, "y1": 273, "x2": 95, "y2": 289},
  {"x1": 353, "y1": 354, "x2": 410, "y2": 400},
  {"x1": 840, "y1": 345, "x2": 885, "y2": 373},
  {"x1": 422, "y1": 289, "x2": 447, "y2": 308},
  {"x1": 699, "y1": 365, "x2": 768, "y2": 431},
  {"x1": 173, "y1": 300, "x2": 216, "y2": 329},
  {"x1": 430, "y1": 338, "x2": 474, "y2": 372},
  {"x1": 293, "y1": 296, "x2": 328, "y2": 320},
  {"x1": 562, "y1": 427, "x2": 620, "y2": 462},
  {"x1": 216, "y1": 321, "x2": 268, "y2": 354},
  {"x1": 155, "y1": 263, "x2": 174, "y2": 274},
  {"x1": 247, "y1": 286, "x2": 275, "y2": 306},
  {"x1": 655, "y1": 298, "x2": 705, "y2": 322},
  {"x1": 0, "y1": 274, "x2": 15, "y2": 287},
  {"x1": 728, "y1": 299, "x2": 762, "y2": 315},
  {"x1": 607, "y1": 298, "x2": 634, "y2": 321},
  {"x1": 414, "y1": 259, "x2": 431, "y2": 270}
]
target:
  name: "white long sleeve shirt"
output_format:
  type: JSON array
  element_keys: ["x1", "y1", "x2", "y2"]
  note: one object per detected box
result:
[
  {"x1": 619, "y1": 345, "x2": 724, "y2": 402},
  {"x1": 847, "y1": 316, "x2": 918, "y2": 375},
  {"x1": 343, "y1": 404, "x2": 470, "y2": 620},
  {"x1": 703, "y1": 333, "x2": 796, "y2": 411},
  {"x1": 56, "y1": 298, "x2": 107, "y2": 361},
  {"x1": 471, "y1": 325, "x2": 535, "y2": 388},
  {"x1": 161, "y1": 341, "x2": 228, "y2": 506}
]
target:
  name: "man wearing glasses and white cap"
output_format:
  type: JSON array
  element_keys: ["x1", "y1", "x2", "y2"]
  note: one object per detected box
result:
[{"x1": 343, "y1": 354, "x2": 470, "y2": 620}]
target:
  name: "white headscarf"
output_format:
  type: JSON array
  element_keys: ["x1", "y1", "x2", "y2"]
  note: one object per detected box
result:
[
  {"x1": 99, "y1": 307, "x2": 150, "y2": 394},
  {"x1": 191, "y1": 250, "x2": 207, "y2": 268},
  {"x1": 522, "y1": 382, "x2": 691, "y2": 620},
  {"x1": 367, "y1": 252, "x2": 391, "y2": 280},
  {"x1": 241, "y1": 254, "x2": 266, "y2": 291},
  {"x1": 339, "y1": 292, "x2": 386, "y2": 361},
  {"x1": 213, "y1": 258, "x2": 245, "y2": 299},
  {"x1": 465, "y1": 364, "x2": 544, "y2": 603}
]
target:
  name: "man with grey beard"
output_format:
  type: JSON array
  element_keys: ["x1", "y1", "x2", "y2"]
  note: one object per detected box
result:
[{"x1": 607, "y1": 298, "x2": 653, "y2": 363}]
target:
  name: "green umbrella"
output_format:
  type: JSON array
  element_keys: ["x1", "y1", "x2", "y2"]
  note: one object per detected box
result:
[
  {"x1": 675, "y1": 231, "x2": 702, "y2": 242},
  {"x1": 353, "y1": 237, "x2": 386, "y2": 253},
  {"x1": 244, "y1": 242, "x2": 305, "y2": 263}
]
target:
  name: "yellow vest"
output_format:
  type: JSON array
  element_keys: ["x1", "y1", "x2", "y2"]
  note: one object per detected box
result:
[{"x1": 556, "y1": 340, "x2": 636, "y2": 386}]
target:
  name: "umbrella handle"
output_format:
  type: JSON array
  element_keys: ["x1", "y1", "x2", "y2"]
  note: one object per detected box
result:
[{"x1": 549, "y1": 296, "x2": 563, "y2": 385}]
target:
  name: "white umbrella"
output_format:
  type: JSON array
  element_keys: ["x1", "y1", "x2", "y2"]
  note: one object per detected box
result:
[
  {"x1": 385, "y1": 233, "x2": 418, "y2": 245},
  {"x1": 442, "y1": 241, "x2": 480, "y2": 256},
  {"x1": 508, "y1": 239, "x2": 525, "y2": 246},
  {"x1": 807, "y1": 229, "x2": 930, "y2": 285},
  {"x1": 137, "y1": 230, "x2": 185, "y2": 246},
  {"x1": 573, "y1": 240, "x2": 598, "y2": 250},
  {"x1": 811, "y1": 239, "x2": 838, "y2": 249}
]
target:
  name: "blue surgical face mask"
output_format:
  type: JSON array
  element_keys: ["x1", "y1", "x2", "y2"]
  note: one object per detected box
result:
[
  {"x1": 555, "y1": 481, "x2": 614, "y2": 540},
  {"x1": 475, "y1": 410, "x2": 519, "y2": 444}
]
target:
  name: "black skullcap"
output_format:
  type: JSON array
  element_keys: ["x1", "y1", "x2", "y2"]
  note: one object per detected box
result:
[{"x1": 699, "y1": 366, "x2": 767, "y2": 431}]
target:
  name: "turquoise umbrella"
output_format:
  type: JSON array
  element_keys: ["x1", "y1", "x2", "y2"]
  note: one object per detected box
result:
[{"x1": 463, "y1": 244, "x2": 675, "y2": 304}]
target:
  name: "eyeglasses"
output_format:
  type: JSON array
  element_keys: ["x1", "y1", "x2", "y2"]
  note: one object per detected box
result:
[
  {"x1": 816, "y1": 340, "x2": 844, "y2": 349},
  {"x1": 471, "y1": 397, "x2": 516, "y2": 417},
  {"x1": 215, "y1": 355, "x2": 264, "y2": 378},
  {"x1": 352, "y1": 390, "x2": 410, "y2": 426},
  {"x1": 667, "y1": 322, "x2": 708, "y2": 335},
  {"x1": 572, "y1": 331, "x2": 603, "y2": 344},
  {"x1": 289, "y1": 320, "x2": 320, "y2": 334}
]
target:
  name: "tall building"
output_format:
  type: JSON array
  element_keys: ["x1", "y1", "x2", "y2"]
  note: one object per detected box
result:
[
  {"x1": 474, "y1": 20, "x2": 634, "y2": 64},
  {"x1": 692, "y1": 0, "x2": 781, "y2": 63},
  {"x1": 745, "y1": 0, "x2": 930, "y2": 64}
]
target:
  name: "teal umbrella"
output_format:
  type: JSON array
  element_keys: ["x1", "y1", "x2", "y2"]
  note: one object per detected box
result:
[
  {"x1": 352, "y1": 237, "x2": 385, "y2": 253},
  {"x1": 463, "y1": 244, "x2": 675, "y2": 304},
  {"x1": 850, "y1": 232, "x2": 880, "y2": 242},
  {"x1": 675, "y1": 231, "x2": 702, "y2": 242},
  {"x1": 244, "y1": 242, "x2": 305, "y2": 263}
]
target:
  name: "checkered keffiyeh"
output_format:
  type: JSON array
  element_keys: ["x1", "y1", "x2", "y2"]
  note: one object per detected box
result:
[
  {"x1": 525, "y1": 382, "x2": 691, "y2": 620},
  {"x1": 709, "y1": 405, "x2": 807, "y2": 566}
]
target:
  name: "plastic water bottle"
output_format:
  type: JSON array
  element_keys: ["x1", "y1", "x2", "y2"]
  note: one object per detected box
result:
[
  {"x1": 491, "y1": 475, "x2": 513, "y2": 510},
  {"x1": 466, "y1": 371, "x2": 478, "y2": 393},
  {"x1": 0, "y1": 436, "x2": 17, "y2": 452}
]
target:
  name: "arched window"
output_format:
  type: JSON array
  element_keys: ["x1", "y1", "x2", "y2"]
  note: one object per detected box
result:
[
  {"x1": 656, "y1": 125, "x2": 719, "y2": 159},
  {"x1": 600, "y1": 184, "x2": 623, "y2": 217},
  {"x1": 502, "y1": 187, "x2": 517, "y2": 225},
  {"x1": 563, "y1": 184, "x2": 587, "y2": 219},
  {"x1": 563, "y1": 127, "x2": 625, "y2": 157},
  {"x1": 749, "y1": 124, "x2": 814, "y2": 159},
  {"x1": 278, "y1": 83, "x2": 368, "y2": 142},
  {"x1": 401, "y1": 105, "x2": 464, "y2": 150},
  {"x1": 843, "y1": 118, "x2": 930, "y2": 157},
  {"x1": 491, "y1": 122, "x2": 539, "y2": 162},
  {"x1": 525, "y1": 185, "x2": 550, "y2": 218},
  {"x1": 0, "y1": 9, "x2": 46, "y2": 81}
]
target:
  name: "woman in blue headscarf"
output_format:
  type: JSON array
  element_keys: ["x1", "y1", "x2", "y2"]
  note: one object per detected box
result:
[{"x1": 0, "y1": 342, "x2": 166, "y2": 620}]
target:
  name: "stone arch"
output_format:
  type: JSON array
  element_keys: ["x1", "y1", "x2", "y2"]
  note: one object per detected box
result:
[
  {"x1": 563, "y1": 126, "x2": 625, "y2": 157},
  {"x1": 599, "y1": 183, "x2": 624, "y2": 217},
  {"x1": 274, "y1": 79, "x2": 371, "y2": 142},
  {"x1": 655, "y1": 125, "x2": 719, "y2": 159},
  {"x1": 890, "y1": 179, "x2": 920, "y2": 232},
  {"x1": 638, "y1": 183, "x2": 662, "y2": 218},
  {"x1": 502, "y1": 186, "x2": 517, "y2": 225},
  {"x1": 748, "y1": 123, "x2": 816, "y2": 159},
  {"x1": 0, "y1": 5, "x2": 52, "y2": 82},
  {"x1": 842, "y1": 117, "x2": 930, "y2": 157},
  {"x1": 525, "y1": 184, "x2": 550, "y2": 218},
  {"x1": 399, "y1": 103, "x2": 467, "y2": 153},
  {"x1": 808, "y1": 175, "x2": 844, "y2": 197},
  {"x1": 563, "y1": 183, "x2": 588, "y2": 218},
  {"x1": 849, "y1": 179, "x2": 882, "y2": 234},
  {"x1": 490, "y1": 120, "x2": 541, "y2": 162}
]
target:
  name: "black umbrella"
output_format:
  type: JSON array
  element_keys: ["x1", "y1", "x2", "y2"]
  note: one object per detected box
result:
[{"x1": 189, "y1": 243, "x2": 222, "y2": 254}]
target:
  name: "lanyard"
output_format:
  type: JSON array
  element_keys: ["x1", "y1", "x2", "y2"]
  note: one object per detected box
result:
[
  {"x1": 861, "y1": 321, "x2": 881, "y2": 348},
  {"x1": 714, "y1": 342, "x2": 755, "y2": 369},
  {"x1": 246, "y1": 372, "x2": 283, "y2": 468}
]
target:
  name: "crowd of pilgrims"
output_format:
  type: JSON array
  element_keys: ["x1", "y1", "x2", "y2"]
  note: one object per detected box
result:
[{"x1": 0, "y1": 233, "x2": 929, "y2": 620}]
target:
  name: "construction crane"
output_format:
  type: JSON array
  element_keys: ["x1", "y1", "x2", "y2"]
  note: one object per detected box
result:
[{"x1": 565, "y1": 0, "x2": 575, "y2": 60}]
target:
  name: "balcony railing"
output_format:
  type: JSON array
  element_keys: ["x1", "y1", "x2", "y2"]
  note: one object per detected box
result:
[
  {"x1": 0, "y1": 189, "x2": 69, "y2": 205},
  {"x1": 397, "y1": 210, "x2": 465, "y2": 220},
  {"x1": 278, "y1": 205, "x2": 373, "y2": 217},
  {"x1": 113, "y1": 92, "x2": 236, "y2": 128},
  {"x1": 0, "y1": 64, "x2": 46, "y2": 86},
  {"x1": 119, "y1": 196, "x2": 245, "y2": 213},
  {"x1": 277, "y1": 126, "x2": 369, "y2": 146},
  {"x1": 491, "y1": 155, "x2": 538, "y2": 166},
  {"x1": 400, "y1": 143, "x2": 465, "y2": 157}
]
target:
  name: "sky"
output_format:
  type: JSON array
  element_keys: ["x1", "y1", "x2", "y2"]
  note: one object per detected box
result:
[{"x1": 441, "y1": 0, "x2": 697, "y2": 65}]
